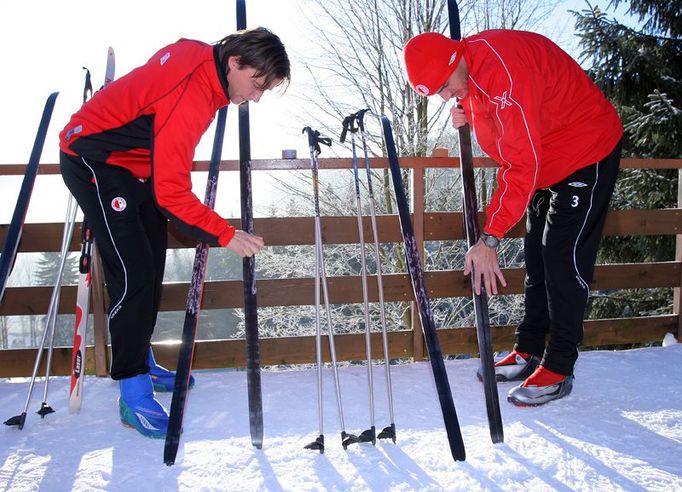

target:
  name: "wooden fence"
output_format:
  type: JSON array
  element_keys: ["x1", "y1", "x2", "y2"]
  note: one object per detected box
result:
[{"x1": 1, "y1": 155, "x2": 680, "y2": 377}]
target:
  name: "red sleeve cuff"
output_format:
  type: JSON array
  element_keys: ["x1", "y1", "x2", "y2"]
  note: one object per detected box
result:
[{"x1": 218, "y1": 225, "x2": 236, "y2": 247}]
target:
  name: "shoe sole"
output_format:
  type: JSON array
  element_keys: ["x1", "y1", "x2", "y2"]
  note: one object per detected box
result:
[
  {"x1": 118, "y1": 398, "x2": 168, "y2": 439},
  {"x1": 507, "y1": 376, "x2": 574, "y2": 407},
  {"x1": 120, "y1": 418, "x2": 166, "y2": 439}
]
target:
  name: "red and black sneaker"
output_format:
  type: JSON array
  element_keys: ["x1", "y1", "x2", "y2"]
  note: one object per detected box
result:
[
  {"x1": 476, "y1": 350, "x2": 540, "y2": 382},
  {"x1": 507, "y1": 365, "x2": 574, "y2": 407}
]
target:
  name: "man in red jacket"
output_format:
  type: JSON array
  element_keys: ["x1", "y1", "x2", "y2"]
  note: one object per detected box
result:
[
  {"x1": 59, "y1": 27, "x2": 290, "y2": 437},
  {"x1": 403, "y1": 30, "x2": 622, "y2": 406}
]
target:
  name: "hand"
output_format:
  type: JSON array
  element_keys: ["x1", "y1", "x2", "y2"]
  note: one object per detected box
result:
[
  {"x1": 450, "y1": 105, "x2": 468, "y2": 129},
  {"x1": 226, "y1": 229, "x2": 264, "y2": 257},
  {"x1": 464, "y1": 239, "x2": 507, "y2": 296}
]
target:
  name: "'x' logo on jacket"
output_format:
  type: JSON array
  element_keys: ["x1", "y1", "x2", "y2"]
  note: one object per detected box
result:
[{"x1": 493, "y1": 91, "x2": 512, "y2": 109}]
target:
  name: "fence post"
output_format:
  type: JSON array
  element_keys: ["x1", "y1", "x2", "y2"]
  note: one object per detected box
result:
[
  {"x1": 673, "y1": 169, "x2": 682, "y2": 340},
  {"x1": 411, "y1": 161, "x2": 426, "y2": 361},
  {"x1": 91, "y1": 248, "x2": 109, "y2": 376}
]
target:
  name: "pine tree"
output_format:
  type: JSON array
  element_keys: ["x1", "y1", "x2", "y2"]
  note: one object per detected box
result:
[{"x1": 573, "y1": 0, "x2": 682, "y2": 319}]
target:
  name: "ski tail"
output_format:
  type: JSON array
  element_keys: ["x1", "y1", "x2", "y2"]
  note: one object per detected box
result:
[
  {"x1": 164, "y1": 106, "x2": 227, "y2": 466},
  {"x1": 381, "y1": 115, "x2": 466, "y2": 462},
  {"x1": 0, "y1": 92, "x2": 59, "y2": 304},
  {"x1": 447, "y1": 0, "x2": 504, "y2": 444}
]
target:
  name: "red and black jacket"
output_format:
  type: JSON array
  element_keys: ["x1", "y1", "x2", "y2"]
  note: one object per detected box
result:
[
  {"x1": 460, "y1": 30, "x2": 623, "y2": 239},
  {"x1": 60, "y1": 38, "x2": 235, "y2": 246}
]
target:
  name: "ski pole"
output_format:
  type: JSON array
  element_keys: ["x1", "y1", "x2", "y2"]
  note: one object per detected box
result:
[
  {"x1": 38, "y1": 195, "x2": 79, "y2": 417},
  {"x1": 4, "y1": 194, "x2": 78, "y2": 428},
  {"x1": 341, "y1": 113, "x2": 376, "y2": 445},
  {"x1": 356, "y1": 109, "x2": 396, "y2": 442},
  {"x1": 304, "y1": 198, "x2": 325, "y2": 453},
  {"x1": 302, "y1": 127, "x2": 360, "y2": 452}
]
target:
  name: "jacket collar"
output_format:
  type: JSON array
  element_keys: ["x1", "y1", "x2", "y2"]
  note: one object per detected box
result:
[{"x1": 212, "y1": 44, "x2": 231, "y2": 103}]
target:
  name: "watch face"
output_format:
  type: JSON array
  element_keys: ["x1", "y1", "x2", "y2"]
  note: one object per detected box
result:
[{"x1": 482, "y1": 234, "x2": 499, "y2": 248}]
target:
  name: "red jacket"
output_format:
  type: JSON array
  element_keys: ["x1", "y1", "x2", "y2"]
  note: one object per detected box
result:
[
  {"x1": 460, "y1": 30, "x2": 623, "y2": 238},
  {"x1": 60, "y1": 39, "x2": 235, "y2": 246}
]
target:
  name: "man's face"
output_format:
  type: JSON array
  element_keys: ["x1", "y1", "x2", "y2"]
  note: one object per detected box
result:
[
  {"x1": 437, "y1": 63, "x2": 468, "y2": 102},
  {"x1": 226, "y1": 56, "x2": 282, "y2": 105}
]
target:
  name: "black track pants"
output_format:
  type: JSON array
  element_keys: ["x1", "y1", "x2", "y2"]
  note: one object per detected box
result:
[
  {"x1": 514, "y1": 140, "x2": 622, "y2": 375},
  {"x1": 60, "y1": 152, "x2": 167, "y2": 380}
]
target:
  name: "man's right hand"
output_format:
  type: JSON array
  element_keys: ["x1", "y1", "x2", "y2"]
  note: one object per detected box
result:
[{"x1": 226, "y1": 229, "x2": 264, "y2": 257}]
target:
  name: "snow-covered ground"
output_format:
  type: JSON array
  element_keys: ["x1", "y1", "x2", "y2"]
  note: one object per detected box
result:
[{"x1": 1, "y1": 340, "x2": 681, "y2": 491}]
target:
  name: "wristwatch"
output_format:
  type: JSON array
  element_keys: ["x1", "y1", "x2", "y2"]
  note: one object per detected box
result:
[{"x1": 480, "y1": 232, "x2": 500, "y2": 248}]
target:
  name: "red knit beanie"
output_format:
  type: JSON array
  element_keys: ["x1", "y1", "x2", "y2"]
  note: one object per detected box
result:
[{"x1": 403, "y1": 32, "x2": 464, "y2": 97}]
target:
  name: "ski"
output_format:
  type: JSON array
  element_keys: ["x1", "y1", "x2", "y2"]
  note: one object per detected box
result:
[
  {"x1": 236, "y1": 0, "x2": 263, "y2": 450},
  {"x1": 104, "y1": 47, "x2": 115, "y2": 87},
  {"x1": 447, "y1": 0, "x2": 504, "y2": 444},
  {"x1": 0, "y1": 91, "x2": 59, "y2": 304},
  {"x1": 381, "y1": 116, "x2": 466, "y2": 462},
  {"x1": 69, "y1": 49, "x2": 115, "y2": 414},
  {"x1": 67, "y1": 219, "x2": 93, "y2": 414},
  {"x1": 164, "y1": 106, "x2": 228, "y2": 466}
]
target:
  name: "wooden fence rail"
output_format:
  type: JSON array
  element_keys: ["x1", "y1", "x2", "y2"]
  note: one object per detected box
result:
[{"x1": 1, "y1": 155, "x2": 680, "y2": 377}]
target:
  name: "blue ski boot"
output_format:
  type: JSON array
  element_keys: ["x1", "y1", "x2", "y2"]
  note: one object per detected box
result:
[
  {"x1": 148, "y1": 347, "x2": 195, "y2": 393},
  {"x1": 119, "y1": 373, "x2": 169, "y2": 439}
]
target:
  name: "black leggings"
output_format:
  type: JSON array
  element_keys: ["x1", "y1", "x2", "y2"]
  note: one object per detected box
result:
[
  {"x1": 515, "y1": 139, "x2": 622, "y2": 375},
  {"x1": 60, "y1": 152, "x2": 167, "y2": 380}
]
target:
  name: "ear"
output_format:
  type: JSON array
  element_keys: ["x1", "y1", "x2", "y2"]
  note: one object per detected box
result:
[{"x1": 227, "y1": 55, "x2": 242, "y2": 70}]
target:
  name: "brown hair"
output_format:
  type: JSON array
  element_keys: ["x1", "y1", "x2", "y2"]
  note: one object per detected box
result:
[{"x1": 216, "y1": 27, "x2": 290, "y2": 90}]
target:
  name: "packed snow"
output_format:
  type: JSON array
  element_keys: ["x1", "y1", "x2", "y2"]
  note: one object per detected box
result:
[{"x1": 1, "y1": 339, "x2": 681, "y2": 491}]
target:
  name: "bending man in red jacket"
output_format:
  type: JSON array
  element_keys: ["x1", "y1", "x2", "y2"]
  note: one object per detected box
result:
[
  {"x1": 59, "y1": 27, "x2": 290, "y2": 437},
  {"x1": 403, "y1": 30, "x2": 622, "y2": 406}
]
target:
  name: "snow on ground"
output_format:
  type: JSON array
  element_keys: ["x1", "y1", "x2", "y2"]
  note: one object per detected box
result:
[{"x1": 1, "y1": 341, "x2": 681, "y2": 492}]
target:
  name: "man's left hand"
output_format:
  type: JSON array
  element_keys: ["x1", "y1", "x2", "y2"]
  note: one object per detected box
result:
[{"x1": 464, "y1": 239, "x2": 507, "y2": 295}]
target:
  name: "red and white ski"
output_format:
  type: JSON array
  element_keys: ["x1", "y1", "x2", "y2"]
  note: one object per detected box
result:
[{"x1": 68, "y1": 47, "x2": 115, "y2": 414}]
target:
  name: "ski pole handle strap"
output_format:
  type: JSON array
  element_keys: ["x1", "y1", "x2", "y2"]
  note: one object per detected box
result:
[
  {"x1": 340, "y1": 114, "x2": 359, "y2": 143},
  {"x1": 355, "y1": 108, "x2": 371, "y2": 132},
  {"x1": 302, "y1": 126, "x2": 332, "y2": 154}
]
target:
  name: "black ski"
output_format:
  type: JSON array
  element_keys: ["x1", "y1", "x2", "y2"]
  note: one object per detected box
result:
[
  {"x1": 0, "y1": 92, "x2": 59, "y2": 304},
  {"x1": 236, "y1": 0, "x2": 263, "y2": 450},
  {"x1": 381, "y1": 116, "x2": 466, "y2": 462},
  {"x1": 447, "y1": 0, "x2": 504, "y2": 444},
  {"x1": 164, "y1": 106, "x2": 228, "y2": 466}
]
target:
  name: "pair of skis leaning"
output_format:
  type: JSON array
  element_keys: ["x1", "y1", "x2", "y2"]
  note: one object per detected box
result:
[
  {"x1": 447, "y1": 0, "x2": 504, "y2": 445},
  {"x1": 367, "y1": 109, "x2": 503, "y2": 461},
  {"x1": 302, "y1": 115, "x2": 396, "y2": 454},
  {"x1": 164, "y1": 0, "x2": 263, "y2": 465},
  {"x1": 4, "y1": 50, "x2": 114, "y2": 429}
]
